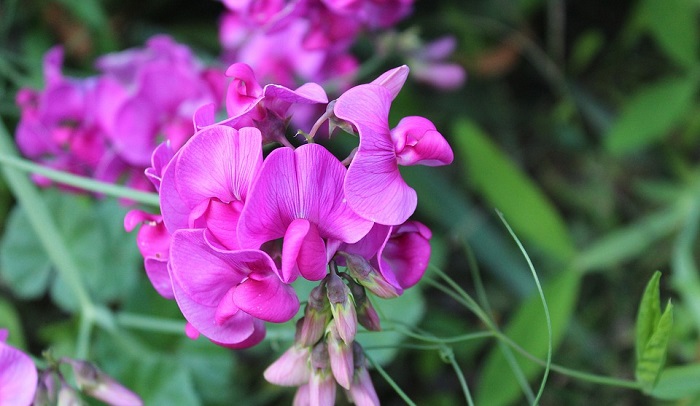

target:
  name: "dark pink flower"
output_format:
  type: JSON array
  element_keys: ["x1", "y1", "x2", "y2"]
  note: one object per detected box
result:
[
  {"x1": 238, "y1": 143, "x2": 373, "y2": 283},
  {"x1": 124, "y1": 210, "x2": 173, "y2": 299},
  {"x1": 169, "y1": 229, "x2": 299, "y2": 347},
  {"x1": 334, "y1": 80, "x2": 453, "y2": 225}
]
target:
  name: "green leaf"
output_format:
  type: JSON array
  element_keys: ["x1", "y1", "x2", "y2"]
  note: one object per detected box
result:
[
  {"x1": 0, "y1": 189, "x2": 140, "y2": 311},
  {"x1": 636, "y1": 300, "x2": 674, "y2": 392},
  {"x1": 475, "y1": 270, "x2": 581, "y2": 406},
  {"x1": 0, "y1": 297, "x2": 26, "y2": 350},
  {"x1": 454, "y1": 119, "x2": 575, "y2": 262},
  {"x1": 605, "y1": 76, "x2": 697, "y2": 155},
  {"x1": 650, "y1": 364, "x2": 700, "y2": 400},
  {"x1": 635, "y1": 271, "x2": 662, "y2": 362},
  {"x1": 642, "y1": 0, "x2": 698, "y2": 66}
]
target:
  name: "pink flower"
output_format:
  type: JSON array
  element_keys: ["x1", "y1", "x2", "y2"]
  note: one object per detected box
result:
[
  {"x1": 169, "y1": 229, "x2": 299, "y2": 347},
  {"x1": 194, "y1": 63, "x2": 328, "y2": 145},
  {"x1": 238, "y1": 143, "x2": 373, "y2": 283},
  {"x1": 0, "y1": 329, "x2": 38, "y2": 406},
  {"x1": 160, "y1": 125, "x2": 263, "y2": 250},
  {"x1": 334, "y1": 78, "x2": 453, "y2": 225},
  {"x1": 124, "y1": 210, "x2": 173, "y2": 299}
]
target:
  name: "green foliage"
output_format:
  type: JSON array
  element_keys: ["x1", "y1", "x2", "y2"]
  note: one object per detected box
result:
[
  {"x1": 605, "y1": 75, "x2": 698, "y2": 155},
  {"x1": 0, "y1": 189, "x2": 140, "y2": 311},
  {"x1": 454, "y1": 119, "x2": 575, "y2": 262},
  {"x1": 651, "y1": 364, "x2": 700, "y2": 400},
  {"x1": 635, "y1": 271, "x2": 674, "y2": 393},
  {"x1": 638, "y1": 0, "x2": 699, "y2": 67}
]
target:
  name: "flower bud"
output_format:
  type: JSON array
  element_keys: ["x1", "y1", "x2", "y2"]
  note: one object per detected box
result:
[
  {"x1": 338, "y1": 252, "x2": 400, "y2": 298},
  {"x1": 33, "y1": 371, "x2": 58, "y2": 406},
  {"x1": 264, "y1": 345, "x2": 311, "y2": 387},
  {"x1": 346, "y1": 278, "x2": 381, "y2": 332},
  {"x1": 308, "y1": 342, "x2": 336, "y2": 406},
  {"x1": 57, "y1": 383, "x2": 84, "y2": 406},
  {"x1": 348, "y1": 343, "x2": 379, "y2": 406},
  {"x1": 299, "y1": 284, "x2": 331, "y2": 347},
  {"x1": 64, "y1": 359, "x2": 143, "y2": 406},
  {"x1": 327, "y1": 323, "x2": 354, "y2": 390},
  {"x1": 325, "y1": 272, "x2": 357, "y2": 344}
]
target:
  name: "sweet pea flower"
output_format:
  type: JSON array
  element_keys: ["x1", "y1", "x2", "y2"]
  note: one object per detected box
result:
[
  {"x1": 0, "y1": 329, "x2": 38, "y2": 406},
  {"x1": 334, "y1": 80, "x2": 453, "y2": 225},
  {"x1": 160, "y1": 125, "x2": 263, "y2": 250},
  {"x1": 407, "y1": 36, "x2": 466, "y2": 90},
  {"x1": 194, "y1": 63, "x2": 328, "y2": 145},
  {"x1": 238, "y1": 143, "x2": 373, "y2": 283},
  {"x1": 169, "y1": 229, "x2": 299, "y2": 347}
]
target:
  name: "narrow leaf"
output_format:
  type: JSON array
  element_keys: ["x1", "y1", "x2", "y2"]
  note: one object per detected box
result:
[
  {"x1": 636, "y1": 300, "x2": 674, "y2": 392},
  {"x1": 635, "y1": 271, "x2": 662, "y2": 362},
  {"x1": 454, "y1": 119, "x2": 575, "y2": 262},
  {"x1": 605, "y1": 76, "x2": 697, "y2": 155}
]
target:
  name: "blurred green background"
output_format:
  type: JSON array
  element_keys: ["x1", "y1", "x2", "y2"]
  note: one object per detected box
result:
[{"x1": 1, "y1": 0, "x2": 700, "y2": 405}]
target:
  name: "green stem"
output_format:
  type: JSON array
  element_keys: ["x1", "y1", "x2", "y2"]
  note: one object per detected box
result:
[
  {"x1": 365, "y1": 352, "x2": 417, "y2": 406},
  {"x1": 0, "y1": 154, "x2": 159, "y2": 207},
  {"x1": 0, "y1": 119, "x2": 95, "y2": 357},
  {"x1": 115, "y1": 312, "x2": 186, "y2": 335}
]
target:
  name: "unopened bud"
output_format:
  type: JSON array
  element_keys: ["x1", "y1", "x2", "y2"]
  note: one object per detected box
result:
[
  {"x1": 338, "y1": 252, "x2": 400, "y2": 298},
  {"x1": 346, "y1": 278, "x2": 381, "y2": 332},
  {"x1": 65, "y1": 359, "x2": 143, "y2": 406},
  {"x1": 57, "y1": 384, "x2": 84, "y2": 406},
  {"x1": 327, "y1": 323, "x2": 354, "y2": 390},
  {"x1": 299, "y1": 284, "x2": 331, "y2": 346},
  {"x1": 264, "y1": 345, "x2": 311, "y2": 387},
  {"x1": 348, "y1": 342, "x2": 379, "y2": 406},
  {"x1": 326, "y1": 272, "x2": 357, "y2": 344},
  {"x1": 33, "y1": 371, "x2": 59, "y2": 406}
]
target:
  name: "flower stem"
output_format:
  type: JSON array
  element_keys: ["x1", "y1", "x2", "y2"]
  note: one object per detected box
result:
[
  {"x1": 0, "y1": 118, "x2": 96, "y2": 357},
  {"x1": 115, "y1": 312, "x2": 186, "y2": 335},
  {"x1": 0, "y1": 154, "x2": 159, "y2": 206}
]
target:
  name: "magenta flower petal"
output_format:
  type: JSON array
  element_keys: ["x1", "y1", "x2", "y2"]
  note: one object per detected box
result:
[
  {"x1": 171, "y1": 275, "x2": 257, "y2": 345},
  {"x1": 391, "y1": 116, "x2": 454, "y2": 166},
  {"x1": 192, "y1": 102, "x2": 217, "y2": 129},
  {"x1": 144, "y1": 258, "x2": 174, "y2": 299},
  {"x1": 169, "y1": 229, "x2": 248, "y2": 306},
  {"x1": 0, "y1": 334, "x2": 38, "y2": 406},
  {"x1": 234, "y1": 272, "x2": 299, "y2": 322},
  {"x1": 238, "y1": 143, "x2": 373, "y2": 255},
  {"x1": 225, "y1": 63, "x2": 264, "y2": 116},
  {"x1": 335, "y1": 84, "x2": 417, "y2": 225},
  {"x1": 369, "y1": 65, "x2": 409, "y2": 100},
  {"x1": 145, "y1": 141, "x2": 175, "y2": 192},
  {"x1": 281, "y1": 219, "x2": 328, "y2": 283},
  {"x1": 378, "y1": 221, "x2": 432, "y2": 290}
]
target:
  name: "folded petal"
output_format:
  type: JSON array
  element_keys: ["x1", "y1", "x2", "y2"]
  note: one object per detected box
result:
[
  {"x1": 234, "y1": 272, "x2": 299, "y2": 322},
  {"x1": 144, "y1": 258, "x2": 174, "y2": 299},
  {"x1": 378, "y1": 221, "x2": 432, "y2": 289},
  {"x1": 369, "y1": 65, "x2": 409, "y2": 100},
  {"x1": 281, "y1": 219, "x2": 328, "y2": 283},
  {"x1": 391, "y1": 116, "x2": 453, "y2": 166}
]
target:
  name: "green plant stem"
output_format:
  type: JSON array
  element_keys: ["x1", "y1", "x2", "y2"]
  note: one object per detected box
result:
[
  {"x1": 0, "y1": 119, "x2": 96, "y2": 358},
  {"x1": 498, "y1": 210, "x2": 553, "y2": 405},
  {"x1": 0, "y1": 154, "x2": 160, "y2": 207},
  {"x1": 365, "y1": 352, "x2": 417, "y2": 406},
  {"x1": 115, "y1": 312, "x2": 186, "y2": 335}
]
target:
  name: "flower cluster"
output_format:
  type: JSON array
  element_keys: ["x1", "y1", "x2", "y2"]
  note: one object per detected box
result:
[
  {"x1": 15, "y1": 35, "x2": 225, "y2": 192},
  {"x1": 219, "y1": 0, "x2": 413, "y2": 89},
  {"x1": 128, "y1": 63, "x2": 452, "y2": 404}
]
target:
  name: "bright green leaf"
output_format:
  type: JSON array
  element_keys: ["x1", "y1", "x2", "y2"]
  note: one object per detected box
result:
[
  {"x1": 476, "y1": 270, "x2": 581, "y2": 406},
  {"x1": 635, "y1": 271, "x2": 662, "y2": 362},
  {"x1": 605, "y1": 76, "x2": 697, "y2": 155},
  {"x1": 650, "y1": 364, "x2": 700, "y2": 399},
  {"x1": 454, "y1": 119, "x2": 575, "y2": 262},
  {"x1": 636, "y1": 300, "x2": 674, "y2": 392}
]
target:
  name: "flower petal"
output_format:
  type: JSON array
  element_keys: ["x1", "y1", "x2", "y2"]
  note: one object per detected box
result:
[
  {"x1": 234, "y1": 272, "x2": 299, "y2": 322},
  {"x1": 335, "y1": 84, "x2": 417, "y2": 225},
  {"x1": 171, "y1": 275, "x2": 257, "y2": 345},
  {"x1": 391, "y1": 116, "x2": 453, "y2": 166},
  {"x1": 0, "y1": 341, "x2": 38, "y2": 405},
  {"x1": 169, "y1": 229, "x2": 248, "y2": 306}
]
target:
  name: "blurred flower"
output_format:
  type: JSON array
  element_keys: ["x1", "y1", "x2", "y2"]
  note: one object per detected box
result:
[
  {"x1": 64, "y1": 358, "x2": 142, "y2": 406},
  {"x1": 0, "y1": 329, "x2": 37, "y2": 406}
]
